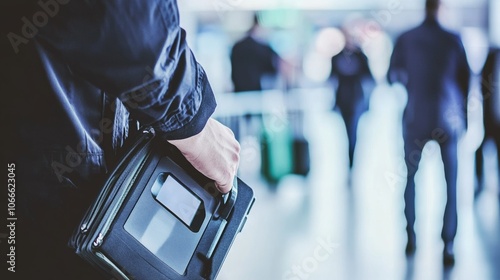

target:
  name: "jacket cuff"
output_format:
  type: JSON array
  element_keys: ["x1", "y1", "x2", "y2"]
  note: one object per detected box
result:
[{"x1": 155, "y1": 71, "x2": 216, "y2": 140}]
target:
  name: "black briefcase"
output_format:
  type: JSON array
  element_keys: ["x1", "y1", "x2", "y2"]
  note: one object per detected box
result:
[{"x1": 69, "y1": 127, "x2": 255, "y2": 280}]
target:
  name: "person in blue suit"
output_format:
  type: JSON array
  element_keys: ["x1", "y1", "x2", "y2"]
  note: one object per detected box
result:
[
  {"x1": 475, "y1": 48, "x2": 500, "y2": 198},
  {"x1": 387, "y1": 0, "x2": 470, "y2": 266},
  {"x1": 330, "y1": 27, "x2": 374, "y2": 170},
  {"x1": 230, "y1": 14, "x2": 280, "y2": 93}
]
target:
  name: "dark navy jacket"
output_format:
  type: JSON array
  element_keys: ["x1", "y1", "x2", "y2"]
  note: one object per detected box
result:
[
  {"x1": 230, "y1": 36, "x2": 279, "y2": 92},
  {"x1": 388, "y1": 17, "x2": 470, "y2": 132},
  {"x1": 330, "y1": 47, "x2": 373, "y2": 115},
  {"x1": 2, "y1": 0, "x2": 216, "y2": 190}
]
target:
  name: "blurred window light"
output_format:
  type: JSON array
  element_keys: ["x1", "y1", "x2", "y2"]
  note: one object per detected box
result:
[
  {"x1": 301, "y1": 27, "x2": 347, "y2": 84},
  {"x1": 222, "y1": 11, "x2": 255, "y2": 33},
  {"x1": 491, "y1": 0, "x2": 500, "y2": 47},
  {"x1": 184, "y1": 0, "x2": 486, "y2": 11},
  {"x1": 342, "y1": 17, "x2": 392, "y2": 83},
  {"x1": 314, "y1": 27, "x2": 346, "y2": 58},
  {"x1": 461, "y1": 27, "x2": 489, "y2": 74},
  {"x1": 269, "y1": 30, "x2": 299, "y2": 59},
  {"x1": 196, "y1": 28, "x2": 232, "y2": 93},
  {"x1": 259, "y1": 9, "x2": 302, "y2": 29},
  {"x1": 361, "y1": 31, "x2": 393, "y2": 83},
  {"x1": 303, "y1": 52, "x2": 331, "y2": 83}
]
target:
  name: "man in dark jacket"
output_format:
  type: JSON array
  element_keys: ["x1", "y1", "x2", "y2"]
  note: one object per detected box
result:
[
  {"x1": 2, "y1": 1, "x2": 239, "y2": 279},
  {"x1": 387, "y1": 0, "x2": 470, "y2": 266},
  {"x1": 330, "y1": 27, "x2": 374, "y2": 169},
  {"x1": 230, "y1": 14, "x2": 280, "y2": 93},
  {"x1": 229, "y1": 14, "x2": 281, "y2": 141},
  {"x1": 475, "y1": 48, "x2": 500, "y2": 197}
]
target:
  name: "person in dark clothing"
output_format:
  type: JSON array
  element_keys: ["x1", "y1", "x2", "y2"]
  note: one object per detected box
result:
[
  {"x1": 475, "y1": 48, "x2": 500, "y2": 197},
  {"x1": 330, "y1": 27, "x2": 374, "y2": 169},
  {"x1": 230, "y1": 14, "x2": 280, "y2": 93},
  {"x1": 387, "y1": 0, "x2": 470, "y2": 266},
  {"x1": 2, "y1": 1, "x2": 240, "y2": 279},
  {"x1": 229, "y1": 14, "x2": 282, "y2": 141}
]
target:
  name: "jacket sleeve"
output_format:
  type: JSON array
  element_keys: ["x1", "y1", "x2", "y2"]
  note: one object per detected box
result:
[{"x1": 36, "y1": 0, "x2": 216, "y2": 140}]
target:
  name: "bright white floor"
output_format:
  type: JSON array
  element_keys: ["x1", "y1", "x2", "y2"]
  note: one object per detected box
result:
[{"x1": 216, "y1": 83, "x2": 500, "y2": 280}]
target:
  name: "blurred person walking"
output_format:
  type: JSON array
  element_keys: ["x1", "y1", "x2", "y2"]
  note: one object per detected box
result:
[
  {"x1": 229, "y1": 13, "x2": 300, "y2": 185},
  {"x1": 228, "y1": 13, "x2": 282, "y2": 140},
  {"x1": 230, "y1": 14, "x2": 281, "y2": 93},
  {"x1": 475, "y1": 47, "x2": 500, "y2": 198},
  {"x1": 330, "y1": 26, "x2": 374, "y2": 170},
  {"x1": 387, "y1": 0, "x2": 470, "y2": 266}
]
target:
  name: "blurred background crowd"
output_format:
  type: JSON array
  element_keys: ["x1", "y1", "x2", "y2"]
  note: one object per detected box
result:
[{"x1": 177, "y1": 0, "x2": 499, "y2": 279}]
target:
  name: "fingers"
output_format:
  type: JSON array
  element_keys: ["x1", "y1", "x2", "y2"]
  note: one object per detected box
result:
[
  {"x1": 216, "y1": 181, "x2": 232, "y2": 194},
  {"x1": 168, "y1": 118, "x2": 240, "y2": 194},
  {"x1": 215, "y1": 140, "x2": 240, "y2": 194},
  {"x1": 212, "y1": 119, "x2": 239, "y2": 193}
]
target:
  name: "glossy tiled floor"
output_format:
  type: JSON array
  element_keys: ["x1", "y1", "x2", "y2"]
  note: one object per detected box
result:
[{"x1": 216, "y1": 84, "x2": 500, "y2": 280}]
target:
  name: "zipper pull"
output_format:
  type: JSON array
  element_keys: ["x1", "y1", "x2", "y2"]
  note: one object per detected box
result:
[
  {"x1": 142, "y1": 126, "x2": 155, "y2": 135},
  {"x1": 93, "y1": 233, "x2": 104, "y2": 248},
  {"x1": 80, "y1": 224, "x2": 89, "y2": 234}
]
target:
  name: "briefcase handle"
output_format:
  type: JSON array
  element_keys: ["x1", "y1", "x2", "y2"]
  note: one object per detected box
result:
[
  {"x1": 216, "y1": 177, "x2": 238, "y2": 220},
  {"x1": 142, "y1": 125, "x2": 238, "y2": 219}
]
